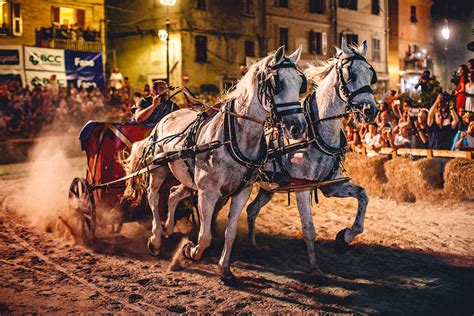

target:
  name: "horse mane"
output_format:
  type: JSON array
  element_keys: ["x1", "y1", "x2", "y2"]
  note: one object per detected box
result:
[
  {"x1": 304, "y1": 42, "x2": 365, "y2": 89},
  {"x1": 220, "y1": 53, "x2": 275, "y2": 105}
]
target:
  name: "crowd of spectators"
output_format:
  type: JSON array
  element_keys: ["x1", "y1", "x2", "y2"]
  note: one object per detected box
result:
[
  {"x1": 345, "y1": 59, "x2": 474, "y2": 154},
  {"x1": 2, "y1": 61, "x2": 474, "y2": 154},
  {"x1": 36, "y1": 25, "x2": 101, "y2": 43}
]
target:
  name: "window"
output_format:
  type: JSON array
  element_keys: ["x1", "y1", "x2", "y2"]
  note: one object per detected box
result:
[
  {"x1": 279, "y1": 27, "x2": 288, "y2": 48},
  {"x1": 372, "y1": 38, "x2": 381, "y2": 61},
  {"x1": 371, "y1": 0, "x2": 380, "y2": 15},
  {"x1": 245, "y1": 40, "x2": 255, "y2": 57},
  {"x1": 12, "y1": 3, "x2": 21, "y2": 36},
  {"x1": 275, "y1": 0, "x2": 288, "y2": 8},
  {"x1": 342, "y1": 33, "x2": 359, "y2": 45},
  {"x1": 51, "y1": 7, "x2": 85, "y2": 27},
  {"x1": 244, "y1": 0, "x2": 254, "y2": 15},
  {"x1": 195, "y1": 35, "x2": 207, "y2": 62},
  {"x1": 339, "y1": 0, "x2": 357, "y2": 10},
  {"x1": 410, "y1": 5, "x2": 417, "y2": 23},
  {"x1": 309, "y1": 0, "x2": 324, "y2": 13},
  {"x1": 0, "y1": 2, "x2": 9, "y2": 35},
  {"x1": 309, "y1": 31, "x2": 322, "y2": 54},
  {"x1": 196, "y1": 0, "x2": 206, "y2": 10}
]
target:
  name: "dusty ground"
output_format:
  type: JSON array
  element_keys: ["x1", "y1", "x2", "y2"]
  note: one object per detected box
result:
[{"x1": 0, "y1": 157, "x2": 473, "y2": 314}]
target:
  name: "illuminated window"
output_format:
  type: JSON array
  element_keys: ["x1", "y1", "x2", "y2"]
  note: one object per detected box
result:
[{"x1": 51, "y1": 6, "x2": 85, "y2": 27}]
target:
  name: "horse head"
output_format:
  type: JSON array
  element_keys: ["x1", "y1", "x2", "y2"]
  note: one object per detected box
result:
[
  {"x1": 262, "y1": 46, "x2": 308, "y2": 140},
  {"x1": 335, "y1": 38, "x2": 379, "y2": 124}
]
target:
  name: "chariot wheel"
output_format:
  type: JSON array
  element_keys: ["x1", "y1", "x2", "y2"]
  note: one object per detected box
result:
[{"x1": 68, "y1": 178, "x2": 96, "y2": 244}]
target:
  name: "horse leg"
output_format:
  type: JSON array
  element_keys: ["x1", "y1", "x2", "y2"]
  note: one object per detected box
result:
[
  {"x1": 184, "y1": 190, "x2": 220, "y2": 261},
  {"x1": 146, "y1": 168, "x2": 167, "y2": 256},
  {"x1": 320, "y1": 181, "x2": 368, "y2": 250},
  {"x1": 219, "y1": 185, "x2": 253, "y2": 280},
  {"x1": 164, "y1": 184, "x2": 193, "y2": 237},
  {"x1": 246, "y1": 188, "x2": 274, "y2": 247},
  {"x1": 295, "y1": 191, "x2": 324, "y2": 276}
]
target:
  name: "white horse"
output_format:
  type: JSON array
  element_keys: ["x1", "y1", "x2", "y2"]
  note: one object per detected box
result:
[
  {"x1": 246, "y1": 39, "x2": 379, "y2": 275},
  {"x1": 123, "y1": 46, "x2": 308, "y2": 279}
]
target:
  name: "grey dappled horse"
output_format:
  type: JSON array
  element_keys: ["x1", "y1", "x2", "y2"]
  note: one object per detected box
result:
[
  {"x1": 247, "y1": 39, "x2": 379, "y2": 276},
  {"x1": 123, "y1": 46, "x2": 308, "y2": 279}
]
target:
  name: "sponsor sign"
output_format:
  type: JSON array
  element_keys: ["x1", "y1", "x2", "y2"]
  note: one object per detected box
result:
[
  {"x1": 65, "y1": 50, "x2": 105, "y2": 90},
  {"x1": 0, "y1": 45, "x2": 23, "y2": 69},
  {"x1": 25, "y1": 70, "x2": 67, "y2": 88},
  {"x1": 24, "y1": 46, "x2": 65, "y2": 72},
  {"x1": 0, "y1": 69, "x2": 25, "y2": 86}
]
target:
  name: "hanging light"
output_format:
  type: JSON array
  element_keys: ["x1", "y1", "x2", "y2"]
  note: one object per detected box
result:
[{"x1": 158, "y1": 29, "x2": 168, "y2": 42}]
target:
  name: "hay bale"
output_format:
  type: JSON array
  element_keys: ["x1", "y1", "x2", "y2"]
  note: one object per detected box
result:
[
  {"x1": 444, "y1": 158, "x2": 474, "y2": 201},
  {"x1": 384, "y1": 157, "x2": 444, "y2": 202},
  {"x1": 345, "y1": 153, "x2": 388, "y2": 196}
]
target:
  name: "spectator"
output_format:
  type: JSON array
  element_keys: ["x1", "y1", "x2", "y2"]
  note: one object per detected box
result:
[
  {"x1": 109, "y1": 67, "x2": 124, "y2": 91},
  {"x1": 363, "y1": 123, "x2": 384, "y2": 157},
  {"x1": 415, "y1": 70, "x2": 433, "y2": 93},
  {"x1": 414, "y1": 109, "x2": 429, "y2": 148},
  {"x1": 453, "y1": 64, "x2": 468, "y2": 113},
  {"x1": 464, "y1": 71, "x2": 474, "y2": 113},
  {"x1": 427, "y1": 92, "x2": 459, "y2": 149},
  {"x1": 454, "y1": 120, "x2": 474, "y2": 151},
  {"x1": 451, "y1": 110, "x2": 472, "y2": 150},
  {"x1": 47, "y1": 74, "x2": 59, "y2": 96},
  {"x1": 345, "y1": 125, "x2": 362, "y2": 152}
]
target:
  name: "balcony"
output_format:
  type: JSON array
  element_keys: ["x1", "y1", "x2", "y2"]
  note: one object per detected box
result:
[
  {"x1": 35, "y1": 27, "x2": 102, "y2": 52},
  {"x1": 403, "y1": 50, "x2": 433, "y2": 72}
]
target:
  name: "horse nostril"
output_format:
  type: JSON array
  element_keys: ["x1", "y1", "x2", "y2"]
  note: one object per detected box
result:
[{"x1": 290, "y1": 125, "x2": 300, "y2": 135}]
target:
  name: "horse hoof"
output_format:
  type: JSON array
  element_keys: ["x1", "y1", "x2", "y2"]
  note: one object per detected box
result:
[
  {"x1": 220, "y1": 268, "x2": 236, "y2": 283},
  {"x1": 335, "y1": 228, "x2": 350, "y2": 252},
  {"x1": 147, "y1": 239, "x2": 160, "y2": 257},
  {"x1": 182, "y1": 241, "x2": 195, "y2": 259}
]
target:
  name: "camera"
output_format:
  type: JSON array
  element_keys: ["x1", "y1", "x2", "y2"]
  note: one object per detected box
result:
[{"x1": 451, "y1": 71, "x2": 460, "y2": 86}]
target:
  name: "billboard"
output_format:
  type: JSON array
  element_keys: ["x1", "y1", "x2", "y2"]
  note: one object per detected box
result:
[
  {"x1": 25, "y1": 70, "x2": 68, "y2": 88},
  {"x1": 0, "y1": 45, "x2": 24, "y2": 69},
  {"x1": 65, "y1": 50, "x2": 105, "y2": 90},
  {"x1": 24, "y1": 46, "x2": 65, "y2": 72}
]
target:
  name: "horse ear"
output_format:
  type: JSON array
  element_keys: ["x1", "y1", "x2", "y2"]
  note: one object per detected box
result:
[
  {"x1": 360, "y1": 40, "x2": 368, "y2": 57},
  {"x1": 288, "y1": 45, "x2": 302, "y2": 63},
  {"x1": 274, "y1": 46, "x2": 285, "y2": 64},
  {"x1": 341, "y1": 38, "x2": 351, "y2": 56}
]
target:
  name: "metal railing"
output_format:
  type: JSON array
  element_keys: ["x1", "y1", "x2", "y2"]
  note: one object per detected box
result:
[{"x1": 36, "y1": 39, "x2": 102, "y2": 52}]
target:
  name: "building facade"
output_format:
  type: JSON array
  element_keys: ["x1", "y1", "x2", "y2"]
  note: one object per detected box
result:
[
  {"x1": 0, "y1": 0, "x2": 105, "y2": 52},
  {"x1": 106, "y1": 0, "x2": 335, "y2": 94},
  {"x1": 388, "y1": 0, "x2": 436, "y2": 91},
  {"x1": 336, "y1": 0, "x2": 390, "y2": 92}
]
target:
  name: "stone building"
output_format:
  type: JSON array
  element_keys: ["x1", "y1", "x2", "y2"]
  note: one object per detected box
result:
[
  {"x1": 336, "y1": 0, "x2": 390, "y2": 92},
  {"x1": 0, "y1": 0, "x2": 105, "y2": 52},
  {"x1": 388, "y1": 0, "x2": 436, "y2": 91},
  {"x1": 106, "y1": 0, "x2": 334, "y2": 94}
]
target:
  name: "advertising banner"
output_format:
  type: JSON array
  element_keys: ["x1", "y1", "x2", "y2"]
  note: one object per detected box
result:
[
  {"x1": 65, "y1": 50, "x2": 104, "y2": 90},
  {"x1": 0, "y1": 45, "x2": 24, "y2": 69},
  {"x1": 0, "y1": 69, "x2": 25, "y2": 86},
  {"x1": 24, "y1": 46, "x2": 65, "y2": 72},
  {"x1": 25, "y1": 70, "x2": 68, "y2": 88}
]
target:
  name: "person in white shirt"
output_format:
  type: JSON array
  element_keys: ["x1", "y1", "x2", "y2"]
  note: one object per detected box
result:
[
  {"x1": 464, "y1": 71, "x2": 474, "y2": 112},
  {"x1": 109, "y1": 67, "x2": 124, "y2": 91},
  {"x1": 364, "y1": 123, "x2": 384, "y2": 157}
]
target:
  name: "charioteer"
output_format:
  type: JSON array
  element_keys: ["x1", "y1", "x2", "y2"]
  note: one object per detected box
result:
[{"x1": 131, "y1": 80, "x2": 179, "y2": 124}]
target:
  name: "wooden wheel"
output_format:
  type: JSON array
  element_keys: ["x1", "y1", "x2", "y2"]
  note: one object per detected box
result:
[{"x1": 68, "y1": 178, "x2": 96, "y2": 244}]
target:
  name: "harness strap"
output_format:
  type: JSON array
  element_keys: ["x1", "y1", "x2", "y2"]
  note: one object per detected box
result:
[{"x1": 223, "y1": 100, "x2": 268, "y2": 170}]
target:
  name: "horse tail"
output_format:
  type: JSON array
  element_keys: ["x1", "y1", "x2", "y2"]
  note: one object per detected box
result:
[{"x1": 119, "y1": 137, "x2": 150, "y2": 206}]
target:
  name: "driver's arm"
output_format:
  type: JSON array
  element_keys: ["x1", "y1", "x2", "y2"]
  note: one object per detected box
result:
[{"x1": 134, "y1": 99, "x2": 160, "y2": 123}]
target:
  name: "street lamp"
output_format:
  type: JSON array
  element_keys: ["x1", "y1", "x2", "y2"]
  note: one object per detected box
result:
[
  {"x1": 160, "y1": 0, "x2": 176, "y2": 84},
  {"x1": 441, "y1": 19, "x2": 450, "y2": 89}
]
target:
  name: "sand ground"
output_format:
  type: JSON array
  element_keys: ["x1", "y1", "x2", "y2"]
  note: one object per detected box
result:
[{"x1": 0, "y1": 158, "x2": 473, "y2": 314}]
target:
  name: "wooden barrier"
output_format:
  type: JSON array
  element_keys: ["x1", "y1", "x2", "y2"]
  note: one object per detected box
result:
[{"x1": 356, "y1": 147, "x2": 473, "y2": 159}]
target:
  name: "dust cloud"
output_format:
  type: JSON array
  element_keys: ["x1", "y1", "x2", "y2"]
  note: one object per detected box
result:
[{"x1": 14, "y1": 134, "x2": 82, "y2": 233}]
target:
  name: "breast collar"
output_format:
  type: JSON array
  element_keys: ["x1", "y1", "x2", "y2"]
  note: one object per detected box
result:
[{"x1": 304, "y1": 91, "x2": 347, "y2": 158}]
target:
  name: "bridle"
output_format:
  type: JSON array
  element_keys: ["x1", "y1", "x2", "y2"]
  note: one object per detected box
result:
[
  {"x1": 258, "y1": 57, "x2": 307, "y2": 124},
  {"x1": 335, "y1": 52, "x2": 377, "y2": 121}
]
